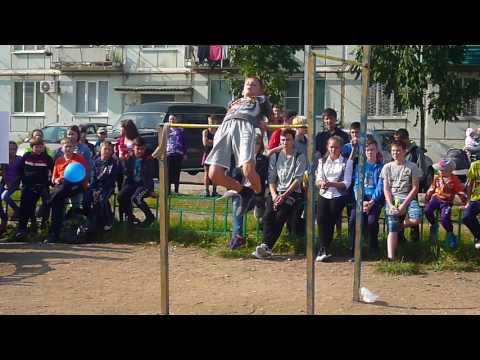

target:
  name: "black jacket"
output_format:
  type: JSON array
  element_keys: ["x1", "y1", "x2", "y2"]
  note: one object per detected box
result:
[
  {"x1": 124, "y1": 155, "x2": 155, "y2": 191},
  {"x1": 20, "y1": 152, "x2": 54, "y2": 188},
  {"x1": 90, "y1": 157, "x2": 123, "y2": 192}
]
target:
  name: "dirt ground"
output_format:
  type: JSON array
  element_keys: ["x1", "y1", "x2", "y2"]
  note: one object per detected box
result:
[{"x1": 1, "y1": 241, "x2": 480, "y2": 315}]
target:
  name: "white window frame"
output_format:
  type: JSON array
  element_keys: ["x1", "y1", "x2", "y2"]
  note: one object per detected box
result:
[
  {"x1": 368, "y1": 83, "x2": 407, "y2": 119},
  {"x1": 460, "y1": 77, "x2": 480, "y2": 118},
  {"x1": 284, "y1": 79, "x2": 303, "y2": 115},
  {"x1": 142, "y1": 45, "x2": 177, "y2": 52},
  {"x1": 75, "y1": 80, "x2": 109, "y2": 115},
  {"x1": 12, "y1": 45, "x2": 46, "y2": 54},
  {"x1": 13, "y1": 81, "x2": 45, "y2": 115}
]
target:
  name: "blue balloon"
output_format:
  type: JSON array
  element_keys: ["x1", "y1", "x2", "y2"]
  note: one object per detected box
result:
[{"x1": 64, "y1": 162, "x2": 86, "y2": 183}]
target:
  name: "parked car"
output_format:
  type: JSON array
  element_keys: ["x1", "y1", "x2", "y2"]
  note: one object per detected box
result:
[
  {"x1": 17, "y1": 121, "x2": 110, "y2": 157},
  {"x1": 371, "y1": 129, "x2": 434, "y2": 192},
  {"x1": 110, "y1": 102, "x2": 227, "y2": 175}
]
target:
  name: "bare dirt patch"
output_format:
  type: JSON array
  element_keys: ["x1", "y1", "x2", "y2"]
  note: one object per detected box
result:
[{"x1": 1, "y1": 242, "x2": 480, "y2": 315}]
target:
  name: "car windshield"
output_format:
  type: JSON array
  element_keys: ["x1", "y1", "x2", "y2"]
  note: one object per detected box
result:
[
  {"x1": 113, "y1": 113, "x2": 167, "y2": 132},
  {"x1": 42, "y1": 126, "x2": 69, "y2": 143}
]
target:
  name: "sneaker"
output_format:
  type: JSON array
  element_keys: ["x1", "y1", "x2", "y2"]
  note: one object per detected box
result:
[
  {"x1": 474, "y1": 239, "x2": 480, "y2": 250},
  {"x1": 446, "y1": 232, "x2": 458, "y2": 250},
  {"x1": 236, "y1": 187, "x2": 255, "y2": 217},
  {"x1": 203, "y1": 191, "x2": 211, "y2": 197},
  {"x1": 429, "y1": 223, "x2": 439, "y2": 243},
  {"x1": 14, "y1": 229, "x2": 28, "y2": 241},
  {"x1": 315, "y1": 248, "x2": 331, "y2": 262},
  {"x1": 229, "y1": 235, "x2": 246, "y2": 249},
  {"x1": 211, "y1": 191, "x2": 219, "y2": 197},
  {"x1": 218, "y1": 190, "x2": 239, "y2": 201},
  {"x1": 348, "y1": 257, "x2": 355, "y2": 263},
  {"x1": 251, "y1": 243, "x2": 272, "y2": 259},
  {"x1": 127, "y1": 216, "x2": 141, "y2": 226},
  {"x1": 103, "y1": 224, "x2": 113, "y2": 231}
]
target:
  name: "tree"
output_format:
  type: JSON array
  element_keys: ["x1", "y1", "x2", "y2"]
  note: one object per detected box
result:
[
  {"x1": 351, "y1": 45, "x2": 480, "y2": 150},
  {"x1": 225, "y1": 45, "x2": 303, "y2": 105}
]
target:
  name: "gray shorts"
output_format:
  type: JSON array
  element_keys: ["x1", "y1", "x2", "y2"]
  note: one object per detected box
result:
[{"x1": 204, "y1": 119, "x2": 256, "y2": 170}]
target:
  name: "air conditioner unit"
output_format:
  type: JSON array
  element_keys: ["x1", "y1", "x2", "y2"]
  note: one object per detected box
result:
[{"x1": 40, "y1": 80, "x2": 56, "y2": 94}]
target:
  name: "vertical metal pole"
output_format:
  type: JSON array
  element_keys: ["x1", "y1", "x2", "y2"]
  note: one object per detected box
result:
[
  {"x1": 158, "y1": 123, "x2": 170, "y2": 315},
  {"x1": 353, "y1": 45, "x2": 371, "y2": 302},
  {"x1": 304, "y1": 45, "x2": 316, "y2": 315}
]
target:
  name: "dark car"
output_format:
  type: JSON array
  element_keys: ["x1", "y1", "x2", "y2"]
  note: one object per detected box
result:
[
  {"x1": 17, "y1": 121, "x2": 110, "y2": 157},
  {"x1": 110, "y1": 102, "x2": 227, "y2": 175}
]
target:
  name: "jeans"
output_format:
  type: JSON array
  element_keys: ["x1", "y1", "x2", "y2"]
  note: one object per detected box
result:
[
  {"x1": 167, "y1": 153, "x2": 183, "y2": 193},
  {"x1": 424, "y1": 196, "x2": 453, "y2": 233},
  {"x1": 84, "y1": 187, "x2": 114, "y2": 227},
  {"x1": 348, "y1": 201, "x2": 381, "y2": 252},
  {"x1": 232, "y1": 196, "x2": 244, "y2": 239},
  {"x1": 47, "y1": 182, "x2": 84, "y2": 237},
  {"x1": 1, "y1": 183, "x2": 20, "y2": 217},
  {"x1": 262, "y1": 193, "x2": 301, "y2": 250},
  {"x1": 118, "y1": 183, "x2": 154, "y2": 221},
  {"x1": 19, "y1": 186, "x2": 47, "y2": 231},
  {"x1": 462, "y1": 200, "x2": 480, "y2": 240}
]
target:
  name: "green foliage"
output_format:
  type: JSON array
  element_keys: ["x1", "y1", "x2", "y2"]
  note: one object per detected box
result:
[
  {"x1": 352, "y1": 45, "x2": 480, "y2": 123},
  {"x1": 376, "y1": 260, "x2": 422, "y2": 276},
  {"x1": 225, "y1": 45, "x2": 303, "y2": 105}
]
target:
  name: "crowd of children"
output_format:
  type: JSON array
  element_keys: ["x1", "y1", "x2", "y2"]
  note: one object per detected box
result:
[
  {"x1": 3, "y1": 75, "x2": 480, "y2": 258},
  {"x1": 0, "y1": 120, "x2": 156, "y2": 243}
]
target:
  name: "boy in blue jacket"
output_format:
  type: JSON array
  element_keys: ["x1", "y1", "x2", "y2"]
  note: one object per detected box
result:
[
  {"x1": 348, "y1": 137, "x2": 384, "y2": 259},
  {"x1": 84, "y1": 141, "x2": 122, "y2": 231}
]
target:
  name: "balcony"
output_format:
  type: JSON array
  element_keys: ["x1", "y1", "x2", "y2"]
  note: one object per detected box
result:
[
  {"x1": 184, "y1": 45, "x2": 235, "y2": 72},
  {"x1": 50, "y1": 45, "x2": 124, "y2": 72}
]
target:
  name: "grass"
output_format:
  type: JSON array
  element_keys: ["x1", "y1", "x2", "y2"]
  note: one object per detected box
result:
[{"x1": 3, "y1": 193, "x2": 480, "y2": 276}]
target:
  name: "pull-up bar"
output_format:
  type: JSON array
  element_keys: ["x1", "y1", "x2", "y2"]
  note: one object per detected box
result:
[{"x1": 157, "y1": 45, "x2": 371, "y2": 315}]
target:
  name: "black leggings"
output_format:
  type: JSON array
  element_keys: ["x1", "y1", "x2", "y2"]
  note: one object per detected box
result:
[
  {"x1": 167, "y1": 153, "x2": 183, "y2": 193},
  {"x1": 316, "y1": 195, "x2": 347, "y2": 255}
]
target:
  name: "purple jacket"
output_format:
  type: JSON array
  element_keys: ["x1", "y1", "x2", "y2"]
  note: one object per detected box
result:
[
  {"x1": 166, "y1": 128, "x2": 187, "y2": 156},
  {"x1": 2, "y1": 156, "x2": 23, "y2": 186}
]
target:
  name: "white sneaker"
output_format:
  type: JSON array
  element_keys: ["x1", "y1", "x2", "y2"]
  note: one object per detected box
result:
[
  {"x1": 475, "y1": 239, "x2": 480, "y2": 250},
  {"x1": 316, "y1": 253, "x2": 331, "y2": 262},
  {"x1": 104, "y1": 225, "x2": 113, "y2": 231},
  {"x1": 251, "y1": 243, "x2": 272, "y2": 259},
  {"x1": 218, "y1": 190, "x2": 239, "y2": 201}
]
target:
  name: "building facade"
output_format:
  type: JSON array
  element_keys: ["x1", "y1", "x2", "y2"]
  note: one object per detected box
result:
[{"x1": 1, "y1": 45, "x2": 479, "y2": 162}]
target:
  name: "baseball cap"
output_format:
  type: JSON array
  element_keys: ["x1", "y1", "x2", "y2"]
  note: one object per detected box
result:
[
  {"x1": 435, "y1": 158, "x2": 455, "y2": 173},
  {"x1": 97, "y1": 127, "x2": 107, "y2": 135}
]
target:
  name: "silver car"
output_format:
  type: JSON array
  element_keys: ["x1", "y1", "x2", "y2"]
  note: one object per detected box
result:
[{"x1": 17, "y1": 122, "x2": 110, "y2": 157}]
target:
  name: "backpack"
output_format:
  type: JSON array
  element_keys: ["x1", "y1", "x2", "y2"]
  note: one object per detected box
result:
[{"x1": 62, "y1": 207, "x2": 90, "y2": 244}]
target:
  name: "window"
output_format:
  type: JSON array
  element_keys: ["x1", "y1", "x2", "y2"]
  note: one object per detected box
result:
[
  {"x1": 368, "y1": 83, "x2": 405, "y2": 117},
  {"x1": 142, "y1": 45, "x2": 176, "y2": 50},
  {"x1": 13, "y1": 81, "x2": 45, "y2": 113},
  {"x1": 13, "y1": 45, "x2": 46, "y2": 52},
  {"x1": 75, "y1": 80, "x2": 108, "y2": 113},
  {"x1": 461, "y1": 78, "x2": 480, "y2": 116},
  {"x1": 284, "y1": 80, "x2": 303, "y2": 115}
]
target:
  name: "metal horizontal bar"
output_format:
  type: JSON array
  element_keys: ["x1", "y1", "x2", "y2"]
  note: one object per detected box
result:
[
  {"x1": 312, "y1": 52, "x2": 362, "y2": 66},
  {"x1": 169, "y1": 123, "x2": 306, "y2": 129}
]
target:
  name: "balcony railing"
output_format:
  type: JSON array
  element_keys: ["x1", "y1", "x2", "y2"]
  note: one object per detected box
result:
[
  {"x1": 50, "y1": 45, "x2": 123, "y2": 71},
  {"x1": 184, "y1": 45, "x2": 234, "y2": 71}
]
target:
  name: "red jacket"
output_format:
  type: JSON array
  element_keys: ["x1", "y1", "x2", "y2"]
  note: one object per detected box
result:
[{"x1": 52, "y1": 153, "x2": 90, "y2": 189}]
